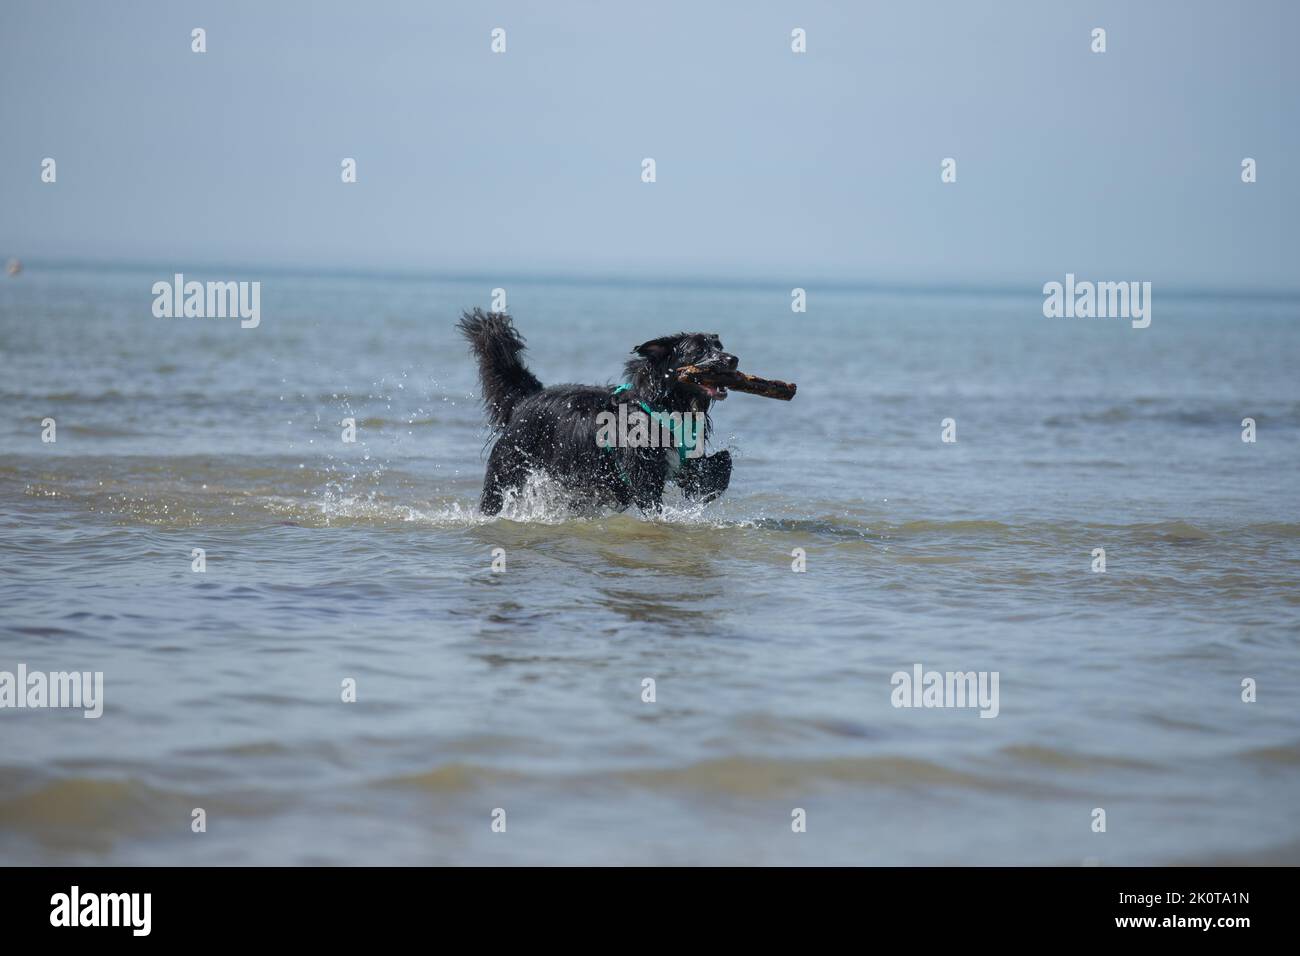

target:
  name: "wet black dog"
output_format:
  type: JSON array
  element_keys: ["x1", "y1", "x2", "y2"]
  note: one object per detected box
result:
[{"x1": 459, "y1": 309, "x2": 735, "y2": 515}]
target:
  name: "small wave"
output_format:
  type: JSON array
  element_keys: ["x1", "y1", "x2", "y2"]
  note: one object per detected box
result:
[
  {"x1": 379, "y1": 763, "x2": 522, "y2": 793},
  {"x1": 1240, "y1": 742, "x2": 1300, "y2": 765},
  {"x1": 1247, "y1": 522, "x2": 1300, "y2": 538},
  {"x1": 64, "y1": 423, "x2": 145, "y2": 438},
  {"x1": 355, "y1": 416, "x2": 446, "y2": 429},
  {"x1": 0, "y1": 389, "x2": 212, "y2": 403},
  {"x1": 614, "y1": 755, "x2": 1014, "y2": 795},
  {"x1": 374, "y1": 755, "x2": 1020, "y2": 798},
  {"x1": 1043, "y1": 403, "x2": 1300, "y2": 429},
  {"x1": 895, "y1": 519, "x2": 1013, "y2": 535},
  {"x1": 460, "y1": 473, "x2": 771, "y2": 529},
  {"x1": 1000, "y1": 745, "x2": 1161, "y2": 771},
  {"x1": 0, "y1": 773, "x2": 199, "y2": 853},
  {"x1": 1126, "y1": 520, "x2": 1213, "y2": 543},
  {"x1": 269, "y1": 491, "x2": 491, "y2": 529}
]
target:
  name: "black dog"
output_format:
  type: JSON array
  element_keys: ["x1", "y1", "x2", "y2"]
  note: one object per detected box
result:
[{"x1": 459, "y1": 308, "x2": 735, "y2": 515}]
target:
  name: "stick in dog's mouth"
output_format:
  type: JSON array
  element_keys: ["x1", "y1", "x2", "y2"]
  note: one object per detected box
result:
[{"x1": 675, "y1": 365, "x2": 798, "y2": 401}]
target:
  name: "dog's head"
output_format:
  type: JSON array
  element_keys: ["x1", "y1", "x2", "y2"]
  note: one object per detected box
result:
[{"x1": 623, "y1": 332, "x2": 738, "y2": 410}]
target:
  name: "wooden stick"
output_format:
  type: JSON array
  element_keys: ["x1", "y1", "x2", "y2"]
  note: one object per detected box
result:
[{"x1": 676, "y1": 365, "x2": 798, "y2": 401}]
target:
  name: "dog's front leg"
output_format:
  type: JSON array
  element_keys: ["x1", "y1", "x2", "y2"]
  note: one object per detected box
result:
[
  {"x1": 625, "y1": 451, "x2": 669, "y2": 515},
  {"x1": 676, "y1": 449, "x2": 731, "y2": 502}
]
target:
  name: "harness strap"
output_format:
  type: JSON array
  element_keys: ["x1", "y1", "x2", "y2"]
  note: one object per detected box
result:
[{"x1": 603, "y1": 384, "x2": 701, "y2": 484}]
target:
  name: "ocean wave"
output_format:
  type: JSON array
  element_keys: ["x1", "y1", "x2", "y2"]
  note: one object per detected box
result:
[
  {"x1": 5, "y1": 459, "x2": 1299, "y2": 558},
  {"x1": 374, "y1": 755, "x2": 1034, "y2": 797},
  {"x1": 1043, "y1": 402, "x2": 1300, "y2": 429},
  {"x1": 999, "y1": 744, "x2": 1161, "y2": 771},
  {"x1": 1246, "y1": 522, "x2": 1300, "y2": 538},
  {"x1": 1123, "y1": 520, "x2": 1213, "y2": 543}
]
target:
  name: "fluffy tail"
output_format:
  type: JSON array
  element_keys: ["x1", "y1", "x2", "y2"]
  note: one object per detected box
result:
[{"x1": 457, "y1": 309, "x2": 543, "y2": 429}]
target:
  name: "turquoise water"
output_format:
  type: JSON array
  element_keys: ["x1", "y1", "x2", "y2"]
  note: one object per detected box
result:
[{"x1": 1, "y1": 264, "x2": 1298, "y2": 864}]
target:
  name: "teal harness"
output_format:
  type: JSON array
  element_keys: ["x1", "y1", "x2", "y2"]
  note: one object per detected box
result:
[{"x1": 603, "y1": 383, "x2": 702, "y2": 483}]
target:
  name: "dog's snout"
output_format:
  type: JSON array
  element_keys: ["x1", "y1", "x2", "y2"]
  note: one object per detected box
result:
[{"x1": 722, "y1": 353, "x2": 739, "y2": 370}]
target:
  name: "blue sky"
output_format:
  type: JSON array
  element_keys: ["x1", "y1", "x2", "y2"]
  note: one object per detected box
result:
[{"x1": 2, "y1": 0, "x2": 1297, "y2": 290}]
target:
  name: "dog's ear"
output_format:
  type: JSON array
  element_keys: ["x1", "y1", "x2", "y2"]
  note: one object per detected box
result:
[{"x1": 633, "y1": 335, "x2": 678, "y2": 364}]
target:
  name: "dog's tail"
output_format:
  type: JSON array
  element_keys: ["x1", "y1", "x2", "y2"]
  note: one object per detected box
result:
[{"x1": 457, "y1": 308, "x2": 543, "y2": 429}]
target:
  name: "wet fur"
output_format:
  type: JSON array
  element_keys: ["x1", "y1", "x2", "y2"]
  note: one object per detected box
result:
[{"x1": 458, "y1": 309, "x2": 735, "y2": 515}]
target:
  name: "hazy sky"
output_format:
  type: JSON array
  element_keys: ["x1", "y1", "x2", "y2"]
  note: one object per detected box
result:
[{"x1": 2, "y1": 0, "x2": 1297, "y2": 289}]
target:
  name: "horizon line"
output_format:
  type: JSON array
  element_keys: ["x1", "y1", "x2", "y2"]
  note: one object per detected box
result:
[{"x1": 7, "y1": 255, "x2": 1300, "y2": 302}]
